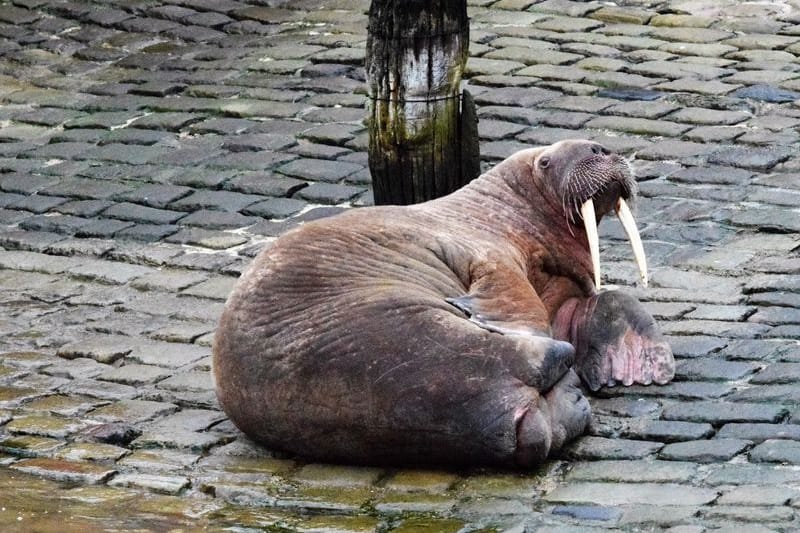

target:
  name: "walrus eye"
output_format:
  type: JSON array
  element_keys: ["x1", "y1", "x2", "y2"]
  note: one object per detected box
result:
[{"x1": 539, "y1": 157, "x2": 550, "y2": 169}]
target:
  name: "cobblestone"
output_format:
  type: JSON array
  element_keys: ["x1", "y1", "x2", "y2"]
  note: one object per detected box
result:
[
  {"x1": 663, "y1": 402, "x2": 788, "y2": 425},
  {"x1": 89, "y1": 399, "x2": 178, "y2": 424},
  {"x1": 658, "y1": 438, "x2": 752, "y2": 462},
  {"x1": 164, "y1": 228, "x2": 248, "y2": 249},
  {"x1": 702, "y1": 505, "x2": 794, "y2": 523},
  {"x1": 567, "y1": 436, "x2": 663, "y2": 460},
  {"x1": 130, "y1": 270, "x2": 209, "y2": 292},
  {"x1": 98, "y1": 364, "x2": 172, "y2": 386},
  {"x1": 5, "y1": 415, "x2": 86, "y2": 439},
  {"x1": 11, "y1": 457, "x2": 116, "y2": 484},
  {"x1": 125, "y1": 341, "x2": 209, "y2": 368},
  {"x1": 628, "y1": 420, "x2": 714, "y2": 443},
  {"x1": 109, "y1": 473, "x2": 190, "y2": 495},
  {"x1": 718, "y1": 485, "x2": 796, "y2": 506},
  {"x1": 67, "y1": 260, "x2": 155, "y2": 285},
  {"x1": 705, "y1": 463, "x2": 800, "y2": 487},
  {"x1": 545, "y1": 482, "x2": 717, "y2": 506},
  {"x1": 103, "y1": 203, "x2": 187, "y2": 226},
  {"x1": 716, "y1": 423, "x2": 800, "y2": 443},
  {"x1": 749, "y1": 439, "x2": 800, "y2": 464},
  {"x1": 675, "y1": 359, "x2": 759, "y2": 381},
  {"x1": 57, "y1": 335, "x2": 137, "y2": 364},
  {"x1": 567, "y1": 460, "x2": 696, "y2": 487},
  {"x1": 176, "y1": 209, "x2": 260, "y2": 230}
]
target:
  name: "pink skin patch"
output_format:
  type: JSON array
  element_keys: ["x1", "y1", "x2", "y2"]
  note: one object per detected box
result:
[{"x1": 604, "y1": 328, "x2": 648, "y2": 387}]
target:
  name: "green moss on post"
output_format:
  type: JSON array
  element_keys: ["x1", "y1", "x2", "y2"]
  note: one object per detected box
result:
[{"x1": 367, "y1": 0, "x2": 480, "y2": 205}]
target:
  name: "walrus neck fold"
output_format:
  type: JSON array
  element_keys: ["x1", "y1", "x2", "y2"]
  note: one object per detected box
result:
[
  {"x1": 446, "y1": 170, "x2": 566, "y2": 239},
  {"x1": 438, "y1": 167, "x2": 596, "y2": 297},
  {"x1": 552, "y1": 295, "x2": 598, "y2": 358}
]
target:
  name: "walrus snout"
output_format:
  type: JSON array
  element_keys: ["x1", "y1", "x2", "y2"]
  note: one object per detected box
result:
[
  {"x1": 568, "y1": 153, "x2": 635, "y2": 211},
  {"x1": 537, "y1": 140, "x2": 634, "y2": 221},
  {"x1": 542, "y1": 141, "x2": 644, "y2": 290}
]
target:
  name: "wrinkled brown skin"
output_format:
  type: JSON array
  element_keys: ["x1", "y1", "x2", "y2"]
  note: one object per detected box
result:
[{"x1": 214, "y1": 140, "x2": 675, "y2": 468}]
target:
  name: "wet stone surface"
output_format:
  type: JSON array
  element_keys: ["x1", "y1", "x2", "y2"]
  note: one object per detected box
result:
[{"x1": 0, "y1": 0, "x2": 800, "y2": 531}]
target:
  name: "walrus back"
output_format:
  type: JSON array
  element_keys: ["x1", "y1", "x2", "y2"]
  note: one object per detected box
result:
[{"x1": 215, "y1": 211, "x2": 473, "y2": 458}]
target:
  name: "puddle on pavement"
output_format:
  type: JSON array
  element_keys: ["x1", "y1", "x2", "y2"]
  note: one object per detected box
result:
[
  {"x1": 0, "y1": 467, "x2": 388, "y2": 532},
  {"x1": 0, "y1": 467, "x2": 224, "y2": 532}
]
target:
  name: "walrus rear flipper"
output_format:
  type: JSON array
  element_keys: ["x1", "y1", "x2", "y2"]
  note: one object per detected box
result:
[{"x1": 515, "y1": 369, "x2": 590, "y2": 467}]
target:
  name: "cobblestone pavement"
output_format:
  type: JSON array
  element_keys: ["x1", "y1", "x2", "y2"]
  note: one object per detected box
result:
[{"x1": 0, "y1": 0, "x2": 799, "y2": 531}]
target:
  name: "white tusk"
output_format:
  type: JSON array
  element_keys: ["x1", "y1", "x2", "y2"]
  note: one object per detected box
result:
[
  {"x1": 616, "y1": 198, "x2": 648, "y2": 288},
  {"x1": 580, "y1": 199, "x2": 601, "y2": 290}
]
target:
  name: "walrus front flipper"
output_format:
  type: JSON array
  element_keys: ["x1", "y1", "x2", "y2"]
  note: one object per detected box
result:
[
  {"x1": 445, "y1": 261, "x2": 576, "y2": 393},
  {"x1": 575, "y1": 291, "x2": 675, "y2": 391},
  {"x1": 446, "y1": 294, "x2": 539, "y2": 336},
  {"x1": 446, "y1": 260, "x2": 551, "y2": 337}
]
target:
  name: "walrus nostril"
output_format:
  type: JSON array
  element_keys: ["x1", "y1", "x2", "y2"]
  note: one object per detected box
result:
[{"x1": 591, "y1": 145, "x2": 601, "y2": 155}]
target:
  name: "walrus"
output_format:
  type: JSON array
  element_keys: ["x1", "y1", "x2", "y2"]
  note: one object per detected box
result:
[{"x1": 213, "y1": 140, "x2": 674, "y2": 468}]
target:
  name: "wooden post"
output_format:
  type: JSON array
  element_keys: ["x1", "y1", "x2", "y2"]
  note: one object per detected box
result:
[{"x1": 366, "y1": 0, "x2": 480, "y2": 206}]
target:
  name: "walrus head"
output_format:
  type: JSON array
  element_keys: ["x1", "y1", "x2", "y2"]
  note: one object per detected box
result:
[{"x1": 530, "y1": 140, "x2": 647, "y2": 290}]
